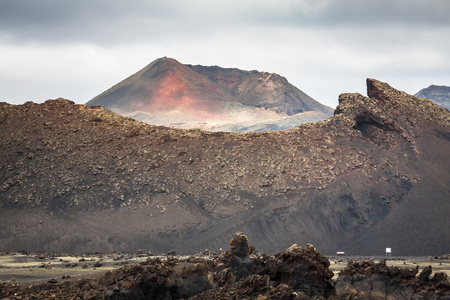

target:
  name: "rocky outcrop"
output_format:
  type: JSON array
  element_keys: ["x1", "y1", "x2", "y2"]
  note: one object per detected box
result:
[
  {"x1": 0, "y1": 79, "x2": 449, "y2": 255},
  {"x1": 264, "y1": 243, "x2": 335, "y2": 298},
  {"x1": 229, "y1": 232, "x2": 254, "y2": 258},
  {"x1": 0, "y1": 233, "x2": 337, "y2": 299}
]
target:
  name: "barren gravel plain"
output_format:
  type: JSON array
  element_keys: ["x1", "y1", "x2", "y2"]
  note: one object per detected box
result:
[{"x1": 0, "y1": 251, "x2": 149, "y2": 286}]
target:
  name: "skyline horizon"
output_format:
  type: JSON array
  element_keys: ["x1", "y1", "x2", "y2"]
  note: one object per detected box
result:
[
  {"x1": 1, "y1": 55, "x2": 445, "y2": 109},
  {"x1": 1, "y1": 1, "x2": 449, "y2": 108}
]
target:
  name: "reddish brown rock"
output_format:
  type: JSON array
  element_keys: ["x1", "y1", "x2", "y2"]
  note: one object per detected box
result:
[{"x1": 230, "y1": 232, "x2": 254, "y2": 258}]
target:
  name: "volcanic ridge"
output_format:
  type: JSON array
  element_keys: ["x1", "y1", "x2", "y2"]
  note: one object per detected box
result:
[{"x1": 0, "y1": 79, "x2": 449, "y2": 256}]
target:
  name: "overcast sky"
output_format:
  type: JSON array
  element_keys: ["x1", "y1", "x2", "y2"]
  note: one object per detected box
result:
[{"x1": 1, "y1": 0, "x2": 449, "y2": 108}]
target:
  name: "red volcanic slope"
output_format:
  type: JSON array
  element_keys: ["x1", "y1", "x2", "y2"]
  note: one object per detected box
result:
[
  {"x1": 89, "y1": 58, "x2": 235, "y2": 117},
  {"x1": 87, "y1": 57, "x2": 333, "y2": 130}
]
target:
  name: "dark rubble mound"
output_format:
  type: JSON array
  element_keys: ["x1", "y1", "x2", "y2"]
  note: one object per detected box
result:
[
  {"x1": 0, "y1": 279, "x2": 104, "y2": 299},
  {"x1": 190, "y1": 275, "x2": 300, "y2": 300},
  {"x1": 1, "y1": 79, "x2": 450, "y2": 255},
  {"x1": 203, "y1": 233, "x2": 335, "y2": 299},
  {"x1": 2, "y1": 235, "x2": 449, "y2": 299},
  {"x1": 265, "y1": 243, "x2": 334, "y2": 297},
  {"x1": 0, "y1": 233, "x2": 336, "y2": 299},
  {"x1": 336, "y1": 259, "x2": 450, "y2": 299},
  {"x1": 100, "y1": 233, "x2": 335, "y2": 299}
]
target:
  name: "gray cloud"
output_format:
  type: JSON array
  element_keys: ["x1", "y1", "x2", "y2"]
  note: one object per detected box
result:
[
  {"x1": 0, "y1": 1, "x2": 168, "y2": 44},
  {"x1": 268, "y1": 0, "x2": 450, "y2": 27},
  {"x1": 0, "y1": 0, "x2": 449, "y2": 107},
  {"x1": 1, "y1": 0, "x2": 449, "y2": 45}
]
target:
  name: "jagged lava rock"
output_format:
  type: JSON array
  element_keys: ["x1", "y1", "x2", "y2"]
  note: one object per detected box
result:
[
  {"x1": 0, "y1": 233, "x2": 338, "y2": 299},
  {"x1": 336, "y1": 259, "x2": 450, "y2": 299},
  {"x1": 230, "y1": 232, "x2": 254, "y2": 258},
  {"x1": 265, "y1": 243, "x2": 335, "y2": 298}
]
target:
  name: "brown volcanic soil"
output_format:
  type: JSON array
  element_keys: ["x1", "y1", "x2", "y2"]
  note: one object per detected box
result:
[{"x1": 0, "y1": 79, "x2": 449, "y2": 256}]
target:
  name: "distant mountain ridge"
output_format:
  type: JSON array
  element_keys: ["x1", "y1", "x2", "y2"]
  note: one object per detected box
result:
[
  {"x1": 87, "y1": 57, "x2": 333, "y2": 132},
  {"x1": 415, "y1": 85, "x2": 450, "y2": 110}
]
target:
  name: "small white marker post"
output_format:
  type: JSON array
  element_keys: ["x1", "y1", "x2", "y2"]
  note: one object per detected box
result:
[{"x1": 386, "y1": 248, "x2": 391, "y2": 257}]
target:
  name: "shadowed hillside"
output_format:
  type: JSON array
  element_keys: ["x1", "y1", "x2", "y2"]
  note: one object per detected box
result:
[
  {"x1": 186, "y1": 64, "x2": 332, "y2": 115},
  {"x1": 1, "y1": 79, "x2": 449, "y2": 255}
]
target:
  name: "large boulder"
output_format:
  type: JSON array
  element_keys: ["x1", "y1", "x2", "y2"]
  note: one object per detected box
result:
[{"x1": 230, "y1": 232, "x2": 254, "y2": 258}]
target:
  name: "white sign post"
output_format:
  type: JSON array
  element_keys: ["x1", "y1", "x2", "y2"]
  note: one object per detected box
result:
[{"x1": 386, "y1": 248, "x2": 391, "y2": 257}]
